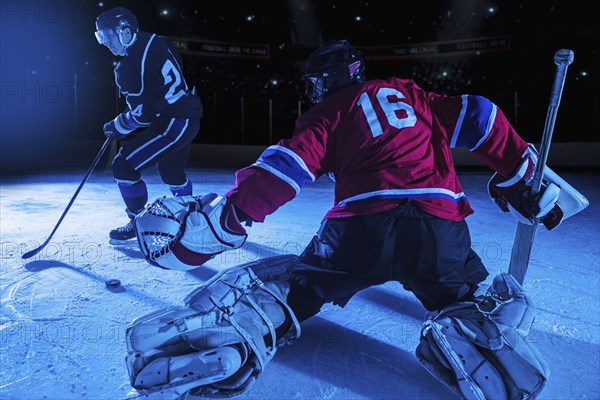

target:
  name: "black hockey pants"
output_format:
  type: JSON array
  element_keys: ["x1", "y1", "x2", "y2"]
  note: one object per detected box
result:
[{"x1": 286, "y1": 203, "x2": 489, "y2": 322}]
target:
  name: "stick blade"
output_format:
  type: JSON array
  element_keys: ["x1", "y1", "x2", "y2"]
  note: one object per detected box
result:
[
  {"x1": 508, "y1": 222, "x2": 538, "y2": 284},
  {"x1": 22, "y1": 247, "x2": 42, "y2": 260}
]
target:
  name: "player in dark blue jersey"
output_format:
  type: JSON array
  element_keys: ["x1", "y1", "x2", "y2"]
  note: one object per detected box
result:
[{"x1": 95, "y1": 7, "x2": 203, "y2": 240}]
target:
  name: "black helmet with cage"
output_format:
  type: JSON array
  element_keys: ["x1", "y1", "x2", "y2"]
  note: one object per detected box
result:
[
  {"x1": 95, "y1": 7, "x2": 139, "y2": 46},
  {"x1": 304, "y1": 40, "x2": 365, "y2": 104}
]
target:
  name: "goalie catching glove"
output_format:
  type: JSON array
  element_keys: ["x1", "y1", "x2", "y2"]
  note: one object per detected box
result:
[
  {"x1": 488, "y1": 144, "x2": 588, "y2": 230},
  {"x1": 416, "y1": 273, "x2": 550, "y2": 399},
  {"x1": 134, "y1": 193, "x2": 247, "y2": 271}
]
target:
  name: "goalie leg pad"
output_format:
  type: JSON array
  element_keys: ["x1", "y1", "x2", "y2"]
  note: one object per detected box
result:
[
  {"x1": 416, "y1": 273, "x2": 549, "y2": 400},
  {"x1": 130, "y1": 346, "x2": 244, "y2": 399},
  {"x1": 126, "y1": 264, "x2": 301, "y2": 399},
  {"x1": 418, "y1": 319, "x2": 507, "y2": 400}
]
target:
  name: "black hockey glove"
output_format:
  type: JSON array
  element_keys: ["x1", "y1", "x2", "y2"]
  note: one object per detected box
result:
[
  {"x1": 488, "y1": 150, "x2": 561, "y2": 229},
  {"x1": 103, "y1": 120, "x2": 129, "y2": 141}
]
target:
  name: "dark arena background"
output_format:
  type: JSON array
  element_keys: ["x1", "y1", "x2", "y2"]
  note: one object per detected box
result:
[
  {"x1": 0, "y1": 0, "x2": 598, "y2": 170},
  {"x1": 1, "y1": 2, "x2": 599, "y2": 400}
]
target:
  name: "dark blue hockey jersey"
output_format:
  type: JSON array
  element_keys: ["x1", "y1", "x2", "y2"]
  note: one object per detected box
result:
[{"x1": 112, "y1": 31, "x2": 202, "y2": 134}]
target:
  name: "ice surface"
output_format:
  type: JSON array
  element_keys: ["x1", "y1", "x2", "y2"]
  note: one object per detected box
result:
[{"x1": 1, "y1": 166, "x2": 598, "y2": 399}]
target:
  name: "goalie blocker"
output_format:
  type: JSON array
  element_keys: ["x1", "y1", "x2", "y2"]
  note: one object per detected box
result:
[{"x1": 488, "y1": 144, "x2": 588, "y2": 230}]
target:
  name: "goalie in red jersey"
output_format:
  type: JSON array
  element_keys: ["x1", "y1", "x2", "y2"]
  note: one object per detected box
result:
[{"x1": 127, "y1": 40, "x2": 587, "y2": 399}]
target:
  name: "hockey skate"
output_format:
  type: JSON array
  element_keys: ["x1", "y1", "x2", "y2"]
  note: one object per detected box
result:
[{"x1": 109, "y1": 209, "x2": 137, "y2": 242}]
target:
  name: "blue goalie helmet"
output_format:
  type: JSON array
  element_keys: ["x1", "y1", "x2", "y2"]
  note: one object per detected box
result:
[
  {"x1": 95, "y1": 7, "x2": 139, "y2": 45},
  {"x1": 304, "y1": 40, "x2": 365, "y2": 104}
]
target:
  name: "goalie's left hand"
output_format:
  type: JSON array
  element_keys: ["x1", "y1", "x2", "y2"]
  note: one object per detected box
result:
[
  {"x1": 135, "y1": 194, "x2": 247, "y2": 270},
  {"x1": 179, "y1": 194, "x2": 248, "y2": 263}
]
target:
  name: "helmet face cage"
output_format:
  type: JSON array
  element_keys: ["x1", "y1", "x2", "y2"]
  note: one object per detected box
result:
[
  {"x1": 304, "y1": 40, "x2": 365, "y2": 104},
  {"x1": 304, "y1": 74, "x2": 329, "y2": 105},
  {"x1": 95, "y1": 7, "x2": 139, "y2": 45}
]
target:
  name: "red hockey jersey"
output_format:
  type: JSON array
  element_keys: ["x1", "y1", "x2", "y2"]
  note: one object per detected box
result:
[{"x1": 227, "y1": 78, "x2": 528, "y2": 222}]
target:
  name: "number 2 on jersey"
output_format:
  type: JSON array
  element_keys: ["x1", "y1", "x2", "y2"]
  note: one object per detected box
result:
[
  {"x1": 357, "y1": 88, "x2": 417, "y2": 138},
  {"x1": 162, "y1": 59, "x2": 186, "y2": 104}
]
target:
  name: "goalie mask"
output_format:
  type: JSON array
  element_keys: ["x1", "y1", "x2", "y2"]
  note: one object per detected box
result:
[{"x1": 304, "y1": 40, "x2": 365, "y2": 104}]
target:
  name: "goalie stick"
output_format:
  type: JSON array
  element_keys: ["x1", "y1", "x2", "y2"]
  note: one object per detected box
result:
[
  {"x1": 508, "y1": 49, "x2": 574, "y2": 284},
  {"x1": 22, "y1": 137, "x2": 113, "y2": 260}
]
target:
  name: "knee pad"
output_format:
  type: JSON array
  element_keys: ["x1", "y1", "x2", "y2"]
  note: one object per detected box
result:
[{"x1": 112, "y1": 152, "x2": 140, "y2": 182}]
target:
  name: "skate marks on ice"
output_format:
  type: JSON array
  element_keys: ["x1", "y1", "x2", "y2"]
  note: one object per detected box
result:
[
  {"x1": 0, "y1": 259, "x2": 183, "y2": 400},
  {"x1": 0, "y1": 261, "x2": 121, "y2": 398},
  {"x1": 355, "y1": 285, "x2": 428, "y2": 322},
  {"x1": 525, "y1": 327, "x2": 600, "y2": 398},
  {"x1": 243, "y1": 310, "x2": 600, "y2": 399},
  {"x1": 249, "y1": 315, "x2": 454, "y2": 399}
]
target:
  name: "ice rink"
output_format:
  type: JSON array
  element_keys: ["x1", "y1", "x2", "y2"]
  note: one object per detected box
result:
[{"x1": 1, "y1": 164, "x2": 598, "y2": 399}]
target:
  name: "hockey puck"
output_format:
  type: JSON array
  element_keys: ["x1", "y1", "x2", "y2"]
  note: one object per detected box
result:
[{"x1": 105, "y1": 279, "x2": 121, "y2": 289}]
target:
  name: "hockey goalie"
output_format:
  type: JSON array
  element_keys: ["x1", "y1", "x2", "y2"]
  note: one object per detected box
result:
[
  {"x1": 127, "y1": 40, "x2": 589, "y2": 399},
  {"x1": 127, "y1": 159, "x2": 587, "y2": 399}
]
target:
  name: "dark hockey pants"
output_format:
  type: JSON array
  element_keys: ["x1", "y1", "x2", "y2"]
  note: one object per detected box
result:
[
  {"x1": 112, "y1": 117, "x2": 199, "y2": 185},
  {"x1": 111, "y1": 117, "x2": 200, "y2": 212},
  {"x1": 286, "y1": 203, "x2": 489, "y2": 322}
]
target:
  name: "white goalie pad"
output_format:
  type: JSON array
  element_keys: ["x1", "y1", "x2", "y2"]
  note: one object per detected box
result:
[
  {"x1": 134, "y1": 194, "x2": 247, "y2": 271},
  {"x1": 125, "y1": 256, "x2": 301, "y2": 399},
  {"x1": 416, "y1": 273, "x2": 549, "y2": 400}
]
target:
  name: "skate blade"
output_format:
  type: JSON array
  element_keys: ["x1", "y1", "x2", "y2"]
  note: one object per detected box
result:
[{"x1": 110, "y1": 238, "x2": 137, "y2": 246}]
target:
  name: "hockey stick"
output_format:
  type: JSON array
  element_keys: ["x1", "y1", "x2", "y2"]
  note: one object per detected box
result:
[
  {"x1": 508, "y1": 49, "x2": 574, "y2": 284},
  {"x1": 22, "y1": 137, "x2": 114, "y2": 260}
]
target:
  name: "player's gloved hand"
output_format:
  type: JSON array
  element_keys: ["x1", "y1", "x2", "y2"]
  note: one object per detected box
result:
[
  {"x1": 103, "y1": 119, "x2": 129, "y2": 140},
  {"x1": 178, "y1": 194, "x2": 248, "y2": 263},
  {"x1": 488, "y1": 147, "x2": 561, "y2": 229},
  {"x1": 135, "y1": 194, "x2": 248, "y2": 270},
  {"x1": 204, "y1": 194, "x2": 248, "y2": 242}
]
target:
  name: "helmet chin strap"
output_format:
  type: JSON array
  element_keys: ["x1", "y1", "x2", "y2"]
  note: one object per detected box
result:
[{"x1": 117, "y1": 30, "x2": 137, "y2": 55}]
